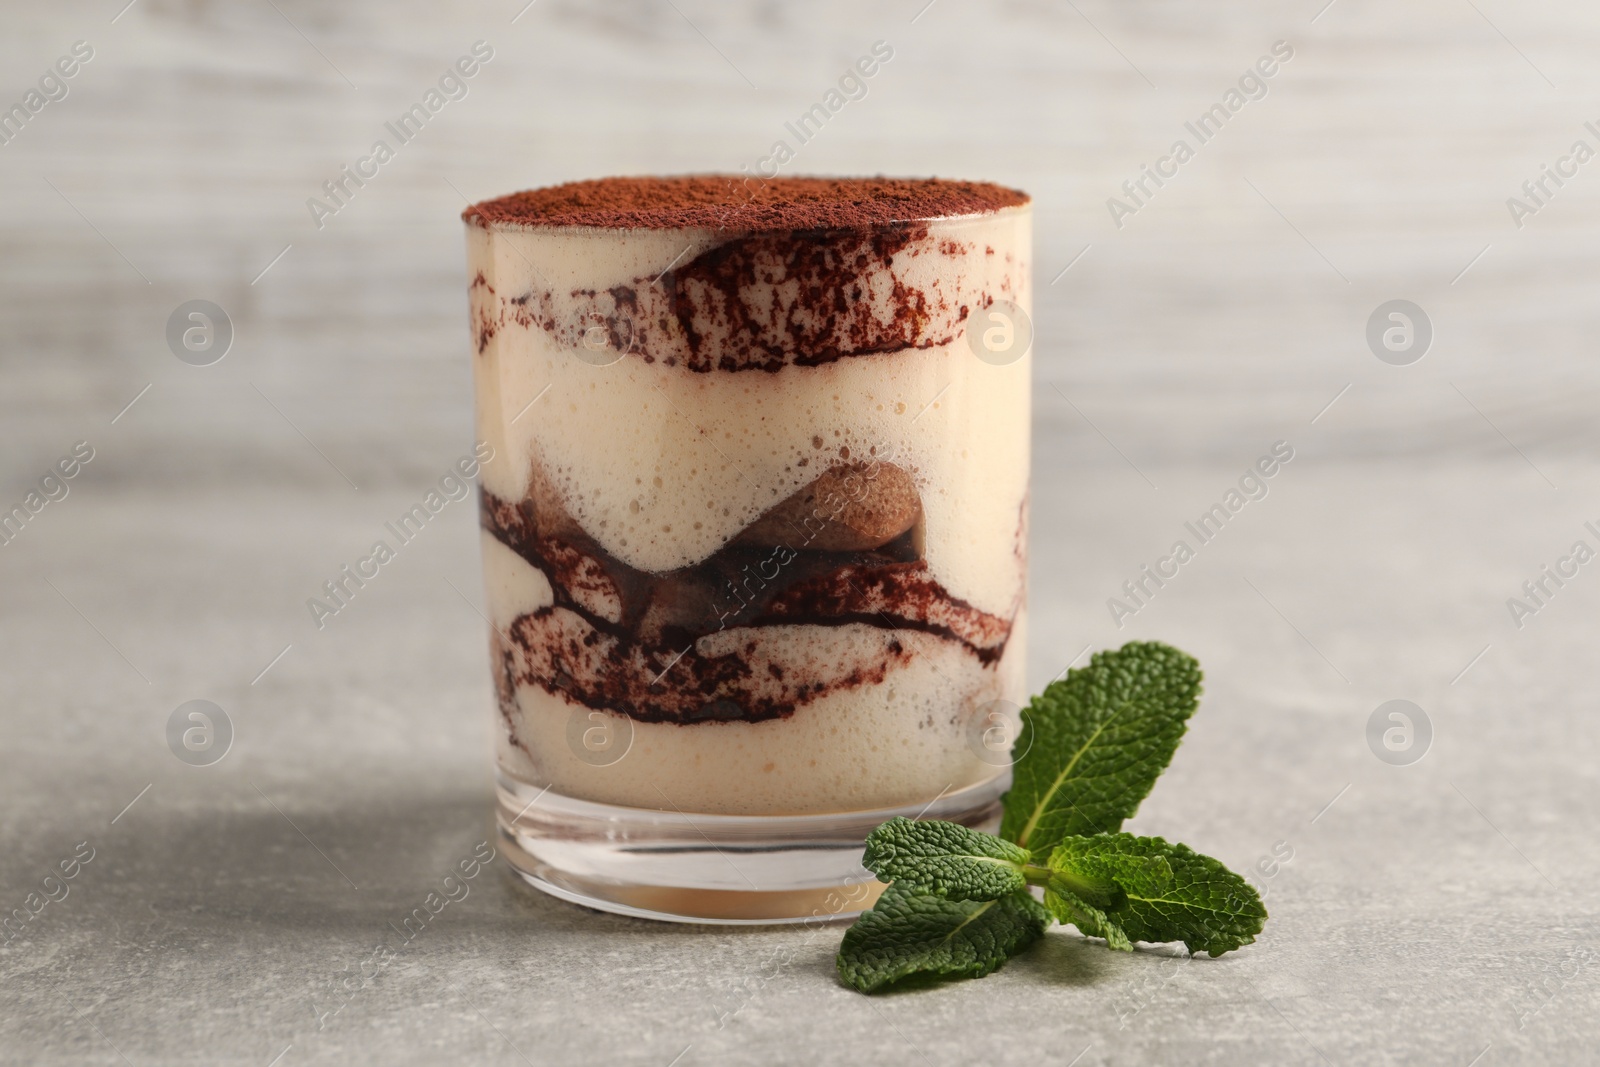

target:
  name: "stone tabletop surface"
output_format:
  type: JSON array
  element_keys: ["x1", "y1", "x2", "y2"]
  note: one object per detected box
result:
[{"x1": 3, "y1": 1, "x2": 1599, "y2": 1064}]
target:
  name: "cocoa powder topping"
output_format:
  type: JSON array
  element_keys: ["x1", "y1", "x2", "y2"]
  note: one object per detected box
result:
[{"x1": 462, "y1": 175, "x2": 1030, "y2": 232}]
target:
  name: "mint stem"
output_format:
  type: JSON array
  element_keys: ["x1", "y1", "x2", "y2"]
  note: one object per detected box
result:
[
  {"x1": 1020, "y1": 864, "x2": 1054, "y2": 886},
  {"x1": 1022, "y1": 863, "x2": 1123, "y2": 910}
]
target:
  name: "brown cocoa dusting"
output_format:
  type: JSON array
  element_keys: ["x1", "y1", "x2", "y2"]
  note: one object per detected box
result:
[
  {"x1": 463, "y1": 175, "x2": 1029, "y2": 232},
  {"x1": 516, "y1": 225, "x2": 986, "y2": 371}
]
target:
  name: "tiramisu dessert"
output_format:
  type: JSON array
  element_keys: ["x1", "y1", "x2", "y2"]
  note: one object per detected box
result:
[{"x1": 464, "y1": 176, "x2": 1031, "y2": 822}]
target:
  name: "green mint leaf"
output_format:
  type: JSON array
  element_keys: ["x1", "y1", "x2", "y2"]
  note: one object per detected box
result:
[
  {"x1": 1001, "y1": 641, "x2": 1201, "y2": 856},
  {"x1": 836, "y1": 883, "x2": 1051, "y2": 993},
  {"x1": 1042, "y1": 884, "x2": 1132, "y2": 952},
  {"x1": 1050, "y1": 834, "x2": 1266, "y2": 957},
  {"x1": 862, "y1": 818, "x2": 1033, "y2": 901},
  {"x1": 1048, "y1": 834, "x2": 1174, "y2": 898}
]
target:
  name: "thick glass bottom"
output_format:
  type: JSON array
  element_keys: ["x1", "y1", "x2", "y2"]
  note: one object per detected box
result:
[{"x1": 495, "y1": 771, "x2": 1006, "y2": 924}]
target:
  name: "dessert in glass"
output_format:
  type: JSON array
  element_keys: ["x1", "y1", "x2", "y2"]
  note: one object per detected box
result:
[{"x1": 463, "y1": 175, "x2": 1032, "y2": 922}]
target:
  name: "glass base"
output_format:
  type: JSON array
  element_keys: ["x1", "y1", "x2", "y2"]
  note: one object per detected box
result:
[{"x1": 496, "y1": 772, "x2": 1007, "y2": 925}]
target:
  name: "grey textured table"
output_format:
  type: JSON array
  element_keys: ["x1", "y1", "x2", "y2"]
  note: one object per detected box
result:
[{"x1": 3, "y1": 1, "x2": 1599, "y2": 1064}]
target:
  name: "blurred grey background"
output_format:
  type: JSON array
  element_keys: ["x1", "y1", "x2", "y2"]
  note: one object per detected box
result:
[{"x1": 2, "y1": 1, "x2": 1598, "y2": 1064}]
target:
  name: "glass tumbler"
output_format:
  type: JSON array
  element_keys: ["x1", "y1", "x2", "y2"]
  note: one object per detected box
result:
[{"x1": 463, "y1": 177, "x2": 1032, "y2": 922}]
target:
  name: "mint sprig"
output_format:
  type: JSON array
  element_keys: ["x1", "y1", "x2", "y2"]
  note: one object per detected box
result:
[{"x1": 836, "y1": 641, "x2": 1266, "y2": 993}]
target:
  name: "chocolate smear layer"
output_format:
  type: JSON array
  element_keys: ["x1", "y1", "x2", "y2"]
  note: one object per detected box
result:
[{"x1": 482, "y1": 460, "x2": 1013, "y2": 726}]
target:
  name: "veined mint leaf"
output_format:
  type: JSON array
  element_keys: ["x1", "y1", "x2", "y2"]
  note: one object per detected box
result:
[
  {"x1": 1051, "y1": 834, "x2": 1266, "y2": 957},
  {"x1": 1042, "y1": 885, "x2": 1132, "y2": 952},
  {"x1": 1001, "y1": 642, "x2": 1201, "y2": 856},
  {"x1": 863, "y1": 818, "x2": 1032, "y2": 902},
  {"x1": 836, "y1": 883, "x2": 1051, "y2": 994}
]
